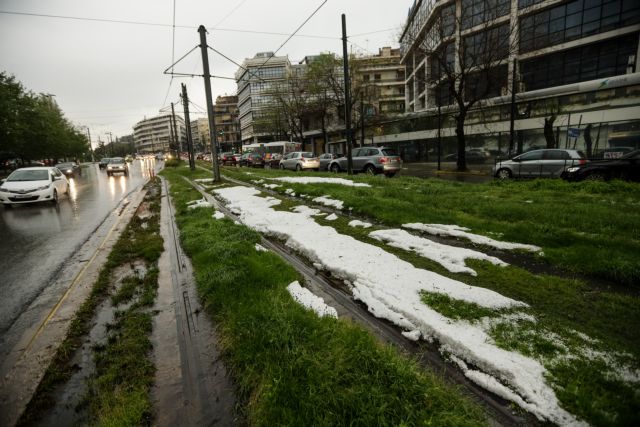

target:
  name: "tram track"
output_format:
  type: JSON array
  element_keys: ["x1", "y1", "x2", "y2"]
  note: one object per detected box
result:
[{"x1": 183, "y1": 175, "x2": 537, "y2": 427}]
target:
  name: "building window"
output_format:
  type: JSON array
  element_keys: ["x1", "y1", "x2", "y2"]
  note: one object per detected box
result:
[
  {"x1": 463, "y1": 24, "x2": 510, "y2": 65},
  {"x1": 520, "y1": 0, "x2": 640, "y2": 53},
  {"x1": 461, "y1": 0, "x2": 510, "y2": 30},
  {"x1": 521, "y1": 34, "x2": 637, "y2": 90},
  {"x1": 363, "y1": 74, "x2": 370, "y2": 82}
]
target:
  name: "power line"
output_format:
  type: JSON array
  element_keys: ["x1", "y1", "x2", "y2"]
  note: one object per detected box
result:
[
  {"x1": 0, "y1": 10, "x2": 338, "y2": 39},
  {"x1": 211, "y1": 0, "x2": 248, "y2": 29}
]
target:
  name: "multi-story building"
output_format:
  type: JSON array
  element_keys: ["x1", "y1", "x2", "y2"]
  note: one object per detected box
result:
[
  {"x1": 354, "y1": 47, "x2": 406, "y2": 116},
  {"x1": 214, "y1": 95, "x2": 240, "y2": 152},
  {"x1": 395, "y1": 0, "x2": 640, "y2": 161},
  {"x1": 235, "y1": 52, "x2": 291, "y2": 144},
  {"x1": 133, "y1": 114, "x2": 186, "y2": 154},
  {"x1": 190, "y1": 118, "x2": 209, "y2": 152}
]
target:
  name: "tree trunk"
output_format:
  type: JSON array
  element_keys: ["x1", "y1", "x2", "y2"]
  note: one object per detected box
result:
[
  {"x1": 455, "y1": 114, "x2": 467, "y2": 172},
  {"x1": 321, "y1": 115, "x2": 328, "y2": 153},
  {"x1": 544, "y1": 116, "x2": 556, "y2": 148},
  {"x1": 584, "y1": 124, "x2": 593, "y2": 158}
]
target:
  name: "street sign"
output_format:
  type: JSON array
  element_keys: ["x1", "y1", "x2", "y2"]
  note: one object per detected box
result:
[{"x1": 568, "y1": 128, "x2": 580, "y2": 138}]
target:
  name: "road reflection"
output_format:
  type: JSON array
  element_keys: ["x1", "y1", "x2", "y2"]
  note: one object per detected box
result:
[{"x1": 0, "y1": 160, "x2": 157, "y2": 338}]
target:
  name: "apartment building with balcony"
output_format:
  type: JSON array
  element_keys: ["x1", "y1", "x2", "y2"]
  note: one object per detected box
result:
[
  {"x1": 393, "y1": 0, "x2": 640, "y2": 161},
  {"x1": 133, "y1": 114, "x2": 186, "y2": 154},
  {"x1": 214, "y1": 95, "x2": 240, "y2": 152},
  {"x1": 354, "y1": 47, "x2": 406, "y2": 115},
  {"x1": 190, "y1": 118, "x2": 209, "y2": 152}
]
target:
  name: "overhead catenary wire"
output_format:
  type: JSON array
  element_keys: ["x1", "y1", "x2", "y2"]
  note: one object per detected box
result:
[{"x1": 0, "y1": 10, "x2": 339, "y2": 39}]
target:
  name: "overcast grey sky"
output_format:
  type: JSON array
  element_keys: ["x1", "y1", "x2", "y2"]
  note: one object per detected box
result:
[{"x1": 0, "y1": 0, "x2": 410, "y2": 147}]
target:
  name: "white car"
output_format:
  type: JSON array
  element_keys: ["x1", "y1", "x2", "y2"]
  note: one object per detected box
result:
[
  {"x1": 279, "y1": 151, "x2": 320, "y2": 171},
  {"x1": 0, "y1": 167, "x2": 69, "y2": 207}
]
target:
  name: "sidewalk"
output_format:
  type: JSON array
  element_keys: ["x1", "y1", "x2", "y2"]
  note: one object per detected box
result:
[{"x1": 400, "y1": 161, "x2": 494, "y2": 183}]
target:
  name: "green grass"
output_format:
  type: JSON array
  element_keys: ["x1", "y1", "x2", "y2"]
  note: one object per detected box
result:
[
  {"x1": 163, "y1": 166, "x2": 490, "y2": 426},
  {"x1": 218, "y1": 165, "x2": 640, "y2": 287},
  {"x1": 213, "y1": 178, "x2": 640, "y2": 426},
  {"x1": 18, "y1": 178, "x2": 163, "y2": 426}
]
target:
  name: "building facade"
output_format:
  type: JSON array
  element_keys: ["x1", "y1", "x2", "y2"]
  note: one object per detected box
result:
[
  {"x1": 133, "y1": 114, "x2": 186, "y2": 154},
  {"x1": 354, "y1": 47, "x2": 406, "y2": 116},
  {"x1": 190, "y1": 118, "x2": 209, "y2": 152},
  {"x1": 214, "y1": 95, "x2": 240, "y2": 152},
  {"x1": 395, "y1": 0, "x2": 640, "y2": 161},
  {"x1": 235, "y1": 52, "x2": 291, "y2": 144}
]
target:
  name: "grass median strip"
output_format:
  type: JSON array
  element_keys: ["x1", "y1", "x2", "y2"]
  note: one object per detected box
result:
[
  {"x1": 18, "y1": 178, "x2": 163, "y2": 426},
  {"x1": 219, "y1": 165, "x2": 640, "y2": 287},
  {"x1": 162, "y1": 165, "x2": 490, "y2": 426},
  {"x1": 207, "y1": 173, "x2": 638, "y2": 426}
]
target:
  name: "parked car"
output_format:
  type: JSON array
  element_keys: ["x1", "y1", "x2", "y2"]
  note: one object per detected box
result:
[
  {"x1": 595, "y1": 147, "x2": 635, "y2": 159},
  {"x1": 443, "y1": 151, "x2": 490, "y2": 164},
  {"x1": 106, "y1": 157, "x2": 129, "y2": 176},
  {"x1": 279, "y1": 152, "x2": 320, "y2": 171},
  {"x1": 55, "y1": 162, "x2": 81, "y2": 177},
  {"x1": 220, "y1": 152, "x2": 241, "y2": 166},
  {"x1": 0, "y1": 167, "x2": 69, "y2": 206},
  {"x1": 328, "y1": 147, "x2": 402, "y2": 177},
  {"x1": 492, "y1": 149, "x2": 586, "y2": 179},
  {"x1": 99, "y1": 158, "x2": 111, "y2": 169},
  {"x1": 319, "y1": 153, "x2": 337, "y2": 171},
  {"x1": 239, "y1": 152, "x2": 265, "y2": 168},
  {"x1": 562, "y1": 149, "x2": 640, "y2": 182}
]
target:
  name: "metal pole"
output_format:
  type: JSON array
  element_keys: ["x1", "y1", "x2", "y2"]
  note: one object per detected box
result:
[
  {"x1": 181, "y1": 83, "x2": 196, "y2": 170},
  {"x1": 509, "y1": 58, "x2": 517, "y2": 156},
  {"x1": 171, "y1": 102, "x2": 181, "y2": 160},
  {"x1": 85, "y1": 127, "x2": 94, "y2": 162},
  {"x1": 437, "y1": 103, "x2": 442, "y2": 171},
  {"x1": 168, "y1": 112, "x2": 176, "y2": 158},
  {"x1": 341, "y1": 14, "x2": 353, "y2": 175},
  {"x1": 360, "y1": 98, "x2": 365, "y2": 147},
  {"x1": 198, "y1": 25, "x2": 221, "y2": 181}
]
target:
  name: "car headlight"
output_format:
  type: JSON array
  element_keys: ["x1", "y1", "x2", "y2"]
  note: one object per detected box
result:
[
  {"x1": 37, "y1": 184, "x2": 51, "y2": 190},
  {"x1": 566, "y1": 167, "x2": 581, "y2": 173},
  {"x1": 66, "y1": 169, "x2": 72, "y2": 173},
  {"x1": 0, "y1": 187, "x2": 7, "y2": 193},
  {"x1": 107, "y1": 166, "x2": 113, "y2": 169}
]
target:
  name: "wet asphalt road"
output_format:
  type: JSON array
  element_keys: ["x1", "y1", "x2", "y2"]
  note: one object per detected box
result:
[{"x1": 0, "y1": 159, "x2": 158, "y2": 342}]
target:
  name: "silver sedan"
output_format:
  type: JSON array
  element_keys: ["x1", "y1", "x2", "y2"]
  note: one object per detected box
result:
[{"x1": 279, "y1": 152, "x2": 320, "y2": 171}]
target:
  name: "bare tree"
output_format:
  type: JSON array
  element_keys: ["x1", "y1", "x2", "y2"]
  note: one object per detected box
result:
[{"x1": 410, "y1": 1, "x2": 517, "y2": 170}]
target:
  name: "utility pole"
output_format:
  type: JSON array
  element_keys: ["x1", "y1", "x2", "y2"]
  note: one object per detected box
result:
[
  {"x1": 341, "y1": 14, "x2": 353, "y2": 175},
  {"x1": 181, "y1": 83, "x2": 196, "y2": 170},
  {"x1": 171, "y1": 102, "x2": 181, "y2": 160},
  {"x1": 509, "y1": 58, "x2": 517, "y2": 156},
  {"x1": 83, "y1": 126, "x2": 94, "y2": 162},
  {"x1": 360, "y1": 99, "x2": 365, "y2": 147},
  {"x1": 437, "y1": 103, "x2": 442, "y2": 171},
  {"x1": 168, "y1": 111, "x2": 177, "y2": 159},
  {"x1": 106, "y1": 132, "x2": 113, "y2": 156},
  {"x1": 198, "y1": 25, "x2": 221, "y2": 181}
]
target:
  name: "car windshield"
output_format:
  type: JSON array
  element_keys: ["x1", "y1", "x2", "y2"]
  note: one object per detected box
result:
[
  {"x1": 109, "y1": 158, "x2": 124, "y2": 163},
  {"x1": 7, "y1": 169, "x2": 49, "y2": 181},
  {"x1": 56, "y1": 163, "x2": 74, "y2": 168},
  {"x1": 381, "y1": 149, "x2": 398, "y2": 156},
  {"x1": 301, "y1": 152, "x2": 315, "y2": 158},
  {"x1": 100, "y1": 158, "x2": 110, "y2": 163}
]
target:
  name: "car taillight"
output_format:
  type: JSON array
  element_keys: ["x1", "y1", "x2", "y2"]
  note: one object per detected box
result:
[
  {"x1": 579, "y1": 159, "x2": 586, "y2": 165},
  {"x1": 379, "y1": 157, "x2": 388, "y2": 164}
]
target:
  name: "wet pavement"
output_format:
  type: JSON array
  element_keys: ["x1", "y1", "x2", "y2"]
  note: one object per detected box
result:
[{"x1": 0, "y1": 159, "x2": 157, "y2": 348}]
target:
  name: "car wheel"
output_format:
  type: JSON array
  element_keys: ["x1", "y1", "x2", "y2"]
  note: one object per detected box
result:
[
  {"x1": 365, "y1": 164, "x2": 376, "y2": 175},
  {"x1": 51, "y1": 189, "x2": 58, "y2": 205},
  {"x1": 586, "y1": 171, "x2": 606, "y2": 181},
  {"x1": 330, "y1": 164, "x2": 340, "y2": 173},
  {"x1": 386, "y1": 172, "x2": 396, "y2": 178},
  {"x1": 496, "y1": 168, "x2": 512, "y2": 179},
  {"x1": 296, "y1": 164, "x2": 302, "y2": 172}
]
